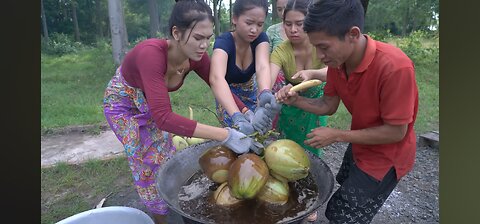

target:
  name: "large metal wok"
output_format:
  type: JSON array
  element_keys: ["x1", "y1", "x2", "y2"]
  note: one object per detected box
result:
[{"x1": 156, "y1": 140, "x2": 334, "y2": 224}]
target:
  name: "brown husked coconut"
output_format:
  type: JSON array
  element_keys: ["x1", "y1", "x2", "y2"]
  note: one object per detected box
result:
[
  {"x1": 198, "y1": 145, "x2": 237, "y2": 184},
  {"x1": 228, "y1": 153, "x2": 269, "y2": 199}
]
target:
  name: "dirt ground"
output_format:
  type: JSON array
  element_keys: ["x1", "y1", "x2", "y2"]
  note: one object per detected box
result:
[{"x1": 41, "y1": 126, "x2": 439, "y2": 223}]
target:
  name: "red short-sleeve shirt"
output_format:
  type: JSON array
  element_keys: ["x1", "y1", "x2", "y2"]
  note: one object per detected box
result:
[{"x1": 324, "y1": 35, "x2": 418, "y2": 181}]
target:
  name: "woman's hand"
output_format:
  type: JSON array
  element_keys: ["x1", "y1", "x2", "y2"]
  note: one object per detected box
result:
[
  {"x1": 292, "y1": 68, "x2": 328, "y2": 82},
  {"x1": 221, "y1": 128, "x2": 255, "y2": 154},
  {"x1": 292, "y1": 70, "x2": 312, "y2": 81},
  {"x1": 231, "y1": 112, "x2": 255, "y2": 135}
]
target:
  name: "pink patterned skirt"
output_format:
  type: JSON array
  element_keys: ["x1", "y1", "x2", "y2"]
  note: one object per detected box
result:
[{"x1": 103, "y1": 67, "x2": 177, "y2": 215}]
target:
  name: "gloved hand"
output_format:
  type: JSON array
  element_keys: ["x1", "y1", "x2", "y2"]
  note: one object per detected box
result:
[
  {"x1": 258, "y1": 89, "x2": 276, "y2": 107},
  {"x1": 244, "y1": 110, "x2": 255, "y2": 123},
  {"x1": 231, "y1": 112, "x2": 255, "y2": 135},
  {"x1": 264, "y1": 100, "x2": 282, "y2": 119},
  {"x1": 252, "y1": 106, "x2": 272, "y2": 134},
  {"x1": 221, "y1": 128, "x2": 254, "y2": 154}
]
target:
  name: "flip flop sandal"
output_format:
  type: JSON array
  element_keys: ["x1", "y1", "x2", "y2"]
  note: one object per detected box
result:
[{"x1": 307, "y1": 210, "x2": 318, "y2": 222}]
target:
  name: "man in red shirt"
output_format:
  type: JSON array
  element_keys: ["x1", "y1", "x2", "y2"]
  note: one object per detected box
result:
[{"x1": 275, "y1": 0, "x2": 418, "y2": 223}]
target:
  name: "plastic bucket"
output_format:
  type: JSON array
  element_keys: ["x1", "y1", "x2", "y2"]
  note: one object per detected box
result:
[{"x1": 56, "y1": 206, "x2": 154, "y2": 224}]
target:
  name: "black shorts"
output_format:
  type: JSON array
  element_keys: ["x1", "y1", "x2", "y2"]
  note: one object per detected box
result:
[{"x1": 325, "y1": 144, "x2": 398, "y2": 224}]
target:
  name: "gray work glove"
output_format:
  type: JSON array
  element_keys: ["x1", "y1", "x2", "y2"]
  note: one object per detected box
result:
[
  {"x1": 222, "y1": 128, "x2": 259, "y2": 154},
  {"x1": 252, "y1": 106, "x2": 272, "y2": 134},
  {"x1": 264, "y1": 100, "x2": 282, "y2": 119},
  {"x1": 258, "y1": 90, "x2": 276, "y2": 107},
  {"x1": 244, "y1": 110, "x2": 255, "y2": 123},
  {"x1": 231, "y1": 112, "x2": 255, "y2": 135},
  {"x1": 258, "y1": 89, "x2": 282, "y2": 122}
]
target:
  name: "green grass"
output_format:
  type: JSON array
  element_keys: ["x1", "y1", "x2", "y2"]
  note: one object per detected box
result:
[
  {"x1": 41, "y1": 47, "x2": 221, "y2": 134},
  {"x1": 413, "y1": 60, "x2": 439, "y2": 133},
  {"x1": 41, "y1": 158, "x2": 131, "y2": 223},
  {"x1": 169, "y1": 74, "x2": 221, "y2": 127},
  {"x1": 41, "y1": 47, "x2": 116, "y2": 133}
]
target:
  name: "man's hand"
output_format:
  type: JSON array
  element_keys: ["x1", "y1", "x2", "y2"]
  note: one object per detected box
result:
[
  {"x1": 291, "y1": 70, "x2": 313, "y2": 81},
  {"x1": 305, "y1": 127, "x2": 342, "y2": 148},
  {"x1": 275, "y1": 84, "x2": 299, "y2": 105}
]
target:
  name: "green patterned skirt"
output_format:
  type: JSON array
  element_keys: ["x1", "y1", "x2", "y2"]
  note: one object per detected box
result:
[{"x1": 278, "y1": 83, "x2": 328, "y2": 157}]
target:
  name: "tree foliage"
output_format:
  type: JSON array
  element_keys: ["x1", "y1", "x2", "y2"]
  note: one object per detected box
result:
[
  {"x1": 364, "y1": 0, "x2": 439, "y2": 35},
  {"x1": 41, "y1": 0, "x2": 439, "y2": 58}
]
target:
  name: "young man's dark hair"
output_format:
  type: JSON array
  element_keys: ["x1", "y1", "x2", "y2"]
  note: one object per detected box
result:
[{"x1": 304, "y1": 0, "x2": 364, "y2": 40}]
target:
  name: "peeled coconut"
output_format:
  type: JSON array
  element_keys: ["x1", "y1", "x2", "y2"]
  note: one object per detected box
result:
[
  {"x1": 172, "y1": 135, "x2": 189, "y2": 151},
  {"x1": 256, "y1": 175, "x2": 290, "y2": 205},
  {"x1": 186, "y1": 137, "x2": 205, "y2": 145},
  {"x1": 198, "y1": 145, "x2": 237, "y2": 184},
  {"x1": 264, "y1": 139, "x2": 310, "y2": 182},
  {"x1": 228, "y1": 153, "x2": 269, "y2": 200},
  {"x1": 213, "y1": 182, "x2": 242, "y2": 206}
]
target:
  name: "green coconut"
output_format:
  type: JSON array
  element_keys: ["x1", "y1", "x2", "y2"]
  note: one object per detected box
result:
[
  {"x1": 228, "y1": 153, "x2": 269, "y2": 199},
  {"x1": 198, "y1": 145, "x2": 237, "y2": 184},
  {"x1": 264, "y1": 139, "x2": 310, "y2": 182}
]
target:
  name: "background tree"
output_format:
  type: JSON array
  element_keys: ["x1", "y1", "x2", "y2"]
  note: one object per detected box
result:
[
  {"x1": 360, "y1": 0, "x2": 369, "y2": 16},
  {"x1": 94, "y1": 0, "x2": 106, "y2": 40},
  {"x1": 148, "y1": 0, "x2": 160, "y2": 38},
  {"x1": 229, "y1": 0, "x2": 232, "y2": 29},
  {"x1": 40, "y1": 0, "x2": 439, "y2": 63},
  {"x1": 71, "y1": 0, "x2": 81, "y2": 41},
  {"x1": 41, "y1": 0, "x2": 49, "y2": 42},
  {"x1": 212, "y1": 0, "x2": 223, "y2": 36},
  {"x1": 364, "y1": 0, "x2": 438, "y2": 35},
  {"x1": 271, "y1": 0, "x2": 278, "y2": 23},
  {"x1": 108, "y1": 0, "x2": 129, "y2": 65}
]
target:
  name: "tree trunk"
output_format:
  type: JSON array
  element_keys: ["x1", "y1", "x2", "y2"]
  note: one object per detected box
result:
[
  {"x1": 360, "y1": 0, "x2": 369, "y2": 16},
  {"x1": 402, "y1": 4, "x2": 410, "y2": 35},
  {"x1": 213, "y1": 0, "x2": 221, "y2": 36},
  {"x1": 148, "y1": 0, "x2": 160, "y2": 38},
  {"x1": 71, "y1": 1, "x2": 80, "y2": 42},
  {"x1": 229, "y1": 0, "x2": 232, "y2": 30},
  {"x1": 41, "y1": 0, "x2": 49, "y2": 42},
  {"x1": 108, "y1": 0, "x2": 129, "y2": 65},
  {"x1": 95, "y1": 0, "x2": 104, "y2": 40},
  {"x1": 271, "y1": 0, "x2": 278, "y2": 23}
]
